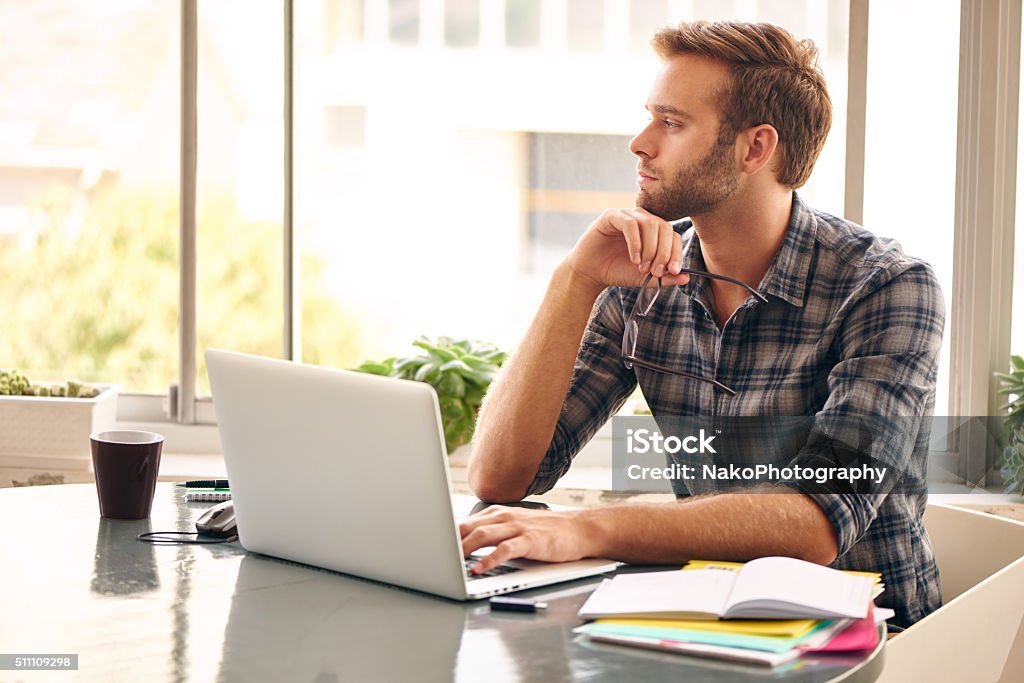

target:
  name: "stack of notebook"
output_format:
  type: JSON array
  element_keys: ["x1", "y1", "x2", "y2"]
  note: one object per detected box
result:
[{"x1": 574, "y1": 557, "x2": 888, "y2": 667}]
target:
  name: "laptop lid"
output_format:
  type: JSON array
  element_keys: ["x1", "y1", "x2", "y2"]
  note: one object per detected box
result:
[{"x1": 206, "y1": 348, "x2": 471, "y2": 599}]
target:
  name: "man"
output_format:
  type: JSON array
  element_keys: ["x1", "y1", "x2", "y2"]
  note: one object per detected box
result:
[{"x1": 462, "y1": 20, "x2": 943, "y2": 628}]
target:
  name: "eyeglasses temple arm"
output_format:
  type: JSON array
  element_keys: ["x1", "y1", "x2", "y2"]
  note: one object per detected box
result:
[
  {"x1": 677, "y1": 268, "x2": 769, "y2": 304},
  {"x1": 623, "y1": 355, "x2": 738, "y2": 396}
]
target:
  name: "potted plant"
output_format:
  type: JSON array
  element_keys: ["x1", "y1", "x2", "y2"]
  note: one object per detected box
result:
[
  {"x1": 353, "y1": 337, "x2": 507, "y2": 457},
  {"x1": 996, "y1": 355, "x2": 1024, "y2": 496},
  {"x1": 0, "y1": 369, "x2": 119, "y2": 474}
]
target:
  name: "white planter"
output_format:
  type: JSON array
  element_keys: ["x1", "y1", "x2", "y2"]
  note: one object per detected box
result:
[{"x1": 0, "y1": 385, "x2": 119, "y2": 472}]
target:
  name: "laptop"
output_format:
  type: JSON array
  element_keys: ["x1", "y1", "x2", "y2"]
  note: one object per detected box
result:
[{"x1": 205, "y1": 348, "x2": 620, "y2": 600}]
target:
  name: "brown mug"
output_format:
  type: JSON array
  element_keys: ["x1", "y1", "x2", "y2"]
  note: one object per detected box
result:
[{"x1": 90, "y1": 430, "x2": 164, "y2": 519}]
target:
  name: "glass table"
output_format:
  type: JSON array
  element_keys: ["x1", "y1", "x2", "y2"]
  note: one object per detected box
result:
[{"x1": 0, "y1": 483, "x2": 885, "y2": 682}]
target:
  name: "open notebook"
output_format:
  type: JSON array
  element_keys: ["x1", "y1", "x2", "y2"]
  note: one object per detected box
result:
[{"x1": 578, "y1": 556, "x2": 877, "y2": 621}]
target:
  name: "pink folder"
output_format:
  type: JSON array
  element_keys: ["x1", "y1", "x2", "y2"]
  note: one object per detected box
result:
[{"x1": 802, "y1": 604, "x2": 880, "y2": 653}]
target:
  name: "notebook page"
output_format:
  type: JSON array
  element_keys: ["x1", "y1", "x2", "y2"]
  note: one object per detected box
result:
[
  {"x1": 577, "y1": 570, "x2": 736, "y2": 619},
  {"x1": 723, "y1": 557, "x2": 873, "y2": 619}
]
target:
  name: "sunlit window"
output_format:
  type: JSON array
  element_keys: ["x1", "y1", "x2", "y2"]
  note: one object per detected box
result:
[
  {"x1": 294, "y1": 0, "x2": 850, "y2": 370},
  {"x1": 862, "y1": 0, "x2": 959, "y2": 414},
  {"x1": 0, "y1": 1, "x2": 852, "y2": 399},
  {"x1": 0, "y1": 1, "x2": 180, "y2": 392}
]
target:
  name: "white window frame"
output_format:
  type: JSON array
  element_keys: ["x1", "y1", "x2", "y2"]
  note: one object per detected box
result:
[
  {"x1": 118, "y1": 0, "x2": 296, "y2": 433},
  {"x1": 947, "y1": 0, "x2": 1020, "y2": 486}
]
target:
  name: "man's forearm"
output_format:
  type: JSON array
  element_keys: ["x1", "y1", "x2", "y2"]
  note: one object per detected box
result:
[
  {"x1": 578, "y1": 492, "x2": 840, "y2": 566},
  {"x1": 468, "y1": 264, "x2": 605, "y2": 501}
]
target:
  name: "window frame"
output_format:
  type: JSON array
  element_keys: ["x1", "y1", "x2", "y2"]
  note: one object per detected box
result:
[{"x1": 947, "y1": 0, "x2": 1021, "y2": 486}]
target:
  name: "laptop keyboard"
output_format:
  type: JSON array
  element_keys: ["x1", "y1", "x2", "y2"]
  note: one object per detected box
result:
[{"x1": 465, "y1": 557, "x2": 523, "y2": 581}]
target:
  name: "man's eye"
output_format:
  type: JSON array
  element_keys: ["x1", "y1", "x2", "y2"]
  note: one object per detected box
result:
[{"x1": 663, "y1": 118, "x2": 679, "y2": 128}]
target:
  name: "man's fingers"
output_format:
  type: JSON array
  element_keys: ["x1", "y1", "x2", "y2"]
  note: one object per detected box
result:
[
  {"x1": 639, "y1": 219, "x2": 659, "y2": 272},
  {"x1": 462, "y1": 522, "x2": 519, "y2": 555},
  {"x1": 471, "y1": 538, "x2": 529, "y2": 574},
  {"x1": 459, "y1": 505, "x2": 519, "y2": 536},
  {"x1": 653, "y1": 220, "x2": 676, "y2": 277},
  {"x1": 623, "y1": 208, "x2": 672, "y2": 276},
  {"x1": 669, "y1": 230, "x2": 683, "y2": 275},
  {"x1": 660, "y1": 272, "x2": 691, "y2": 287},
  {"x1": 605, "y1": 211, "x2": 642, "y2": 265}
]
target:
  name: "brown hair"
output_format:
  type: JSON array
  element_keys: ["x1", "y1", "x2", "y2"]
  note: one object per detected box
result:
[{"x1": 652, "y1": 20, "x2": 832, "y2": 188}]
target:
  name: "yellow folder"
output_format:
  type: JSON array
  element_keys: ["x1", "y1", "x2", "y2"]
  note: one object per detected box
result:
[{"x1": 596, "y1": 616, "x2": 821, "y2": 638}]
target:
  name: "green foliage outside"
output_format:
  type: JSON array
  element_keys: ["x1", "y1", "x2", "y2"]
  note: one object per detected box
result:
[
  {"x1": 0, "y1": 185, "x2": 362, "y2": 395},
  {"x1": 996, "y1": 355, "x2": 1024, "y2": 496},
  {"x1": 354, "y1": 337, "x2": 507, "y2": 454}
]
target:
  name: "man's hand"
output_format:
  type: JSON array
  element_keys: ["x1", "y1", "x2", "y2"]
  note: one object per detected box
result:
[
  {"x1": 467, "y1": 206, "x2": 691, "y2": 502},
  {"x1": 565, "y1": 207, "x2": 690, "y2": 293},
  {"x1": 458, "y1": 506, "x2": 601, "y2": 574}
]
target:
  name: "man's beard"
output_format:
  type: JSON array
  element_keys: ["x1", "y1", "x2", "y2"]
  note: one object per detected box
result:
[{"x1": 636, "y1": 135, "x2": 739, "y2": 221}]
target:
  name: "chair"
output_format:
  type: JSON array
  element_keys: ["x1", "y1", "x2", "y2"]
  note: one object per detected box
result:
[{"x1": 875, "y1": 503, "x2": 1024, "y2": 683}]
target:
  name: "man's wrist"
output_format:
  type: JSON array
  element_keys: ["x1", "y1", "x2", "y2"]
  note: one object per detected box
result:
[
  {"x1": 553, "y1": 261, "x2": 606, "y2": 304},
  {"x1": 572, "y1": 508, "x2": 613, "y2": 559}
]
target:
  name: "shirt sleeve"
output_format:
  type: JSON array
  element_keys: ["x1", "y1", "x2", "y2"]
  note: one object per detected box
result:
[
  {"x1": 787, "y1": 262, "x2": 945, "y2": 558},
  {"x1": 525, "y1": 287, "x2": 639, "y2": 496}
]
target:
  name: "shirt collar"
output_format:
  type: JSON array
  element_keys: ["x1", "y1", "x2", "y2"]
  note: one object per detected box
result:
[{"x1": 672, "y1": 192, "x2": 816, "y2": 308}]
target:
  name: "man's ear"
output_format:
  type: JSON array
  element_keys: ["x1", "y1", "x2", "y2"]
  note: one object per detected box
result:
[{"x1": 737, "y1": 124, "x2": 779, "y2": 176}]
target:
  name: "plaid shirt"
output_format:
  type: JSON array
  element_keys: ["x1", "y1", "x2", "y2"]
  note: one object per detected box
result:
[{"x1": 528, "y1": 193, "x2": 945, "y2": 628}]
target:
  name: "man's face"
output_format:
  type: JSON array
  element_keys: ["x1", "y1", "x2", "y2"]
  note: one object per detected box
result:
[{"x1": 630, "y1": 55, "x2": 739, "y2": 221}]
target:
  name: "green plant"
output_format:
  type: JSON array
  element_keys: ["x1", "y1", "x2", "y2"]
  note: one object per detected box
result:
[
  {"x1": 0, "y1": 369, "x2": 100, "y2": 398},
  {"x1": 996, "y1": 355, "x2": 1024, "y2": 495},
  {"x1": 1003, "y1": 432, "x2": 1024, "y2": 497},
  {"x1": 353, "y1": 337, "x2": 507, "y2": 454}
]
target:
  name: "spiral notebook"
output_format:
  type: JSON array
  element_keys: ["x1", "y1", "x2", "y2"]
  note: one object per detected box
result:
[{"x1": 186, "y1": 491, "x2": 232, "y2": 503}]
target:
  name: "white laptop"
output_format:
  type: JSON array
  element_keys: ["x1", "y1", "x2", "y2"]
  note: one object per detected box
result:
[{"x1": 205, "y1": 348, "x2": 619, "y2": 600}]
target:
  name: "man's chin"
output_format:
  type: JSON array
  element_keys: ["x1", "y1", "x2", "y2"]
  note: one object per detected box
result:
[{"x1": 635, "y1": 194, "x2": 686, "y2": 222}]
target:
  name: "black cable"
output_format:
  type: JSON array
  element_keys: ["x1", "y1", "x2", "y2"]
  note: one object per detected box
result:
[{"x1": 137, "y1": 531, "x2": 236, "y2": 545}]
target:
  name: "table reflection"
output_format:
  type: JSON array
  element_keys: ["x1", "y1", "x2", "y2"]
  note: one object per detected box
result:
[
  {"x1": 92, "y1": 517, "x2": 161, "y2": 595},
  {"x1": 217, "y1": 554, "x2": 468, "y2": 682}
]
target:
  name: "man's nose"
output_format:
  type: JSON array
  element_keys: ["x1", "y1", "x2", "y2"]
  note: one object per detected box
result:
[{"x1": 629, "y1": 122, "x2": 656, "y2": 159}]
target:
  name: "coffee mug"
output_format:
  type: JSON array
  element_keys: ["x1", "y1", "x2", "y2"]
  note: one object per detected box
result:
[{"x1": 90, "y1": 430, "x2": 164, "y2": 519}]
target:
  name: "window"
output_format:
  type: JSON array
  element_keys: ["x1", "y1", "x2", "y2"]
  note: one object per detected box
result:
[
  {"x1": 22, "y1": 0, "x2": 1020, "y2": 493},
  {"x1": 1015, "y1": 35, "x2": 1024, "y2": 361},
  {"x1": 505, "y1": 0, "x2": 542, "y2": 48},
  {"x1": 293, "y1": 0, "x2": 850, "y2": 372},
  {"x1": 0, "y1": 1, "x2": 180, "y2": 393},
  {"x1": 525, "y1": 133, "x2": 635, "y2": 274},
  {"x1": 195, "y1": 0, "x2": 285, "y2": 396},
  {"x1": 445, "y1": 0, "x2": 480, "y2": 48},
  {"x1": 389, "y1": 0, "x2": 420, "y2": 45},
  {"x1": 862, "y1": 0, "x2": 960, "y2": 415},
  {"x1": 1016, "y1": 210, "x2": 1024, "y2": 362},
  {"x1": 567, "y1": 0, "x2": 603, "y2": 53},
  {"x1": 630, "y1": 0, "x2": 668, "y2": 53}
]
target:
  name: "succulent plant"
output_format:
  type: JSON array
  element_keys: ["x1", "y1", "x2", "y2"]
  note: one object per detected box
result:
[
  {"x1": 996, "y1": 355, "x2": 1024, "y2": 495},
  {"x1": 0, "y1": 369, "x2": 30, "y2": 396},
  {"x1": 1001, "y1": 429, "x2": 1024, "y2": 496},
  {"x1": 353, "y1": 336, "x2": 507, "y2": 454},
  {"x1": 0, "y1": 369, "x2": 101, "y2": 398}
]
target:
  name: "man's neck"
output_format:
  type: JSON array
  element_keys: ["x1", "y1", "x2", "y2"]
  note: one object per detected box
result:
[
  {"x1": 691, "y1": 189, "x2": 792, "y2": 284},
  {"x1": 690, "y1": 188, "x2": 794, "y2": 325}
]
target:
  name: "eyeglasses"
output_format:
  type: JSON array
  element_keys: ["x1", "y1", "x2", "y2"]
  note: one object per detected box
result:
[{"x1": 622, "y1": 269, "x2": 769, "y2": 396}]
